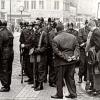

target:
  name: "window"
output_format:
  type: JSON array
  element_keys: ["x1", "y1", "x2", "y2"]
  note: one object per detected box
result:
[
  {"x1": 39, "y1": 0, "x2": 44, "y2": 9},
  {"x1": 63, "y1": 1, "x2": 70, "y2": 11},
  {"x1": 31, "y1": 0, "x2": 36, "y2": 9},
  {"x1": 1, "y1": 0, "x2": 5, "y2": 9},
  {"x1": 24, "y1": 1, "x2": 29, "y2": 9},
  {"x1": 54, "y1": 1, "x2": 59, "y2": 10}
]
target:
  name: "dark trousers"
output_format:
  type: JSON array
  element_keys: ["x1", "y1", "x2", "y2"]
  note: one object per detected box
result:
[
  {"x1": 34, "y1": 55, "x2": 46, "y2": 84},
  {"x1": 86, "y1": 63, "x2": 95, "y2": 90},
  {"x1": 56, "y1": 64, "x2": 77, "y2": 97},
  {"x1": 0, "y1": 54, "x2": 14, "y2": 88},
  {"x1": 23, "y1": 49, "x2": 33, "y2": 80},
  {"x1": 78, "y1": 51, "x2": 87, "y2": 78},
  {"x1": 46, "y1": 55, "x2": 56, "y2": 84}
]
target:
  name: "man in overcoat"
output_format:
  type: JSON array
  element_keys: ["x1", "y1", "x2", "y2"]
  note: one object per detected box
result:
[
  {"x1": 51, "y1": 23, "x2": 79, "y2": 99},
  {"x1": 0, "y1": 21, "x2": 14, "y2": 92}
]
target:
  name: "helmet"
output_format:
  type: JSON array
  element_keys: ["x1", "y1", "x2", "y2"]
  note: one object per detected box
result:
[
  {"x1": 85, "y1": 20, "x2": 88, "y2": 25},
  {"x1": 48, "y1": 18, "x2": 51, "y2": 23},
  {"x1": 2, "y1": 20, "x2": 7, "y2": 26},
  {"x1": 67, "y1": 22, "x2": 73, "y2": 27}
]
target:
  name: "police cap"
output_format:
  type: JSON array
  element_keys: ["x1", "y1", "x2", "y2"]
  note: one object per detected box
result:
[
  {"x1": 2, "y1": 20, "x2": 7, "y2": 26},
  {"x1": 67, "y1": 22, "x2": 73, "y2": 27},
  {"x1": 48, "y1": 18, "x2": 51, "y2": 23}
]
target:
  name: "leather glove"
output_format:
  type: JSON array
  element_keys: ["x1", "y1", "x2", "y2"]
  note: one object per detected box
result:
[{"x1": 21, "y1": 44, "x2": 25, "y2": 48}]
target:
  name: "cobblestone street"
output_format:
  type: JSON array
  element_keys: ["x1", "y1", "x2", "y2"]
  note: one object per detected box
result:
[{"x1": 0, "y1": 32, "x2": 99, "y2": 100}]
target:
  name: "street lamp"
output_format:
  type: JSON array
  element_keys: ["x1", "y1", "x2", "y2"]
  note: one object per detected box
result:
[
  {"x1": 19, "y1": 6, "x2": 24, "y2": 21},
  {"x1": 97, "y1": 2, "x2": 100, "y2": 19}
]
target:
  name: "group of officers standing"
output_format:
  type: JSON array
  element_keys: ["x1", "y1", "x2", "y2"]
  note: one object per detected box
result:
[
  {"x1": 19, "y1": 17, "x2": 57, "y2": 91},
  {"x1": 0, "y1": 17, "x2": 100, "y2": 99}
]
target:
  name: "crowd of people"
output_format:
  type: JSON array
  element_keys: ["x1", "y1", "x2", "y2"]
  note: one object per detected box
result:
[{"x1": 0, "y1": 17, "x2": 100, "y2": 99}]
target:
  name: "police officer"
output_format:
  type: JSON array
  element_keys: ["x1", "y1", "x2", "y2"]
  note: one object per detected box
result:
[
  {"x1": 27, "y1": 22, "x2": 35, "y2": 84},
  {"x1": 31, "y1": 21, "x2": 47, "y2": 91},
  {"x1": 78, "y1": 20, "x2": 90, "y2": 83},
  {"x1": 19, "y1": 22, "x2": 33, "y2": 84},
  {"x1": 66, "y1": 23, "x2": 80, "y2": 68},
  {"x1": 44, "y1": 18, "x2": 52, "y2": 83},
  {"x1": 47, "y1": 21, "x2": 57, "y2": 87},
  {"x1": 0, "y1": 20, "x2": 14, "y2": 92},
  {"x1": 66, "y1": 23, "x2": 78, "y2": 38}
]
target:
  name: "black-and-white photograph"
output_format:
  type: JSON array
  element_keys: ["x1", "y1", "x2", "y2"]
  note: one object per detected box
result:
[{"x1": 0, "y1": 0, "x2": 100, "y2": 100}]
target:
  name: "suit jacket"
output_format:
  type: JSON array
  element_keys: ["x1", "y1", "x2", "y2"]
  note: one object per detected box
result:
[
  {"x1": 52, "y1": 31, "x2": 80, "y2": 67},
  {"x1": 90, "y1": 28, "x2": 100, "y2": 52}
]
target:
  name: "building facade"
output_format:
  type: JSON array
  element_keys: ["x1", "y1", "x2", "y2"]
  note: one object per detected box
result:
[
  {"x1": 0, "y1": 0, "x2": 76, "y2": 24},
  {"x1": 16, "y1": 0, "x2": 71, "y2": 22},
  {"x1": 0, "y1": 0, "x2": 96, "y2": 26}
]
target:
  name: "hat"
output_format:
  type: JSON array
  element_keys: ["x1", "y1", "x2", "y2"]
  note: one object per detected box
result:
[{"x1": 48, "y1": 18, "x2": 51, "y2": 23}]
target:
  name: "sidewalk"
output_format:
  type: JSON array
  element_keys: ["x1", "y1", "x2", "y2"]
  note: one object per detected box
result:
[{"x1": 0, "y1": 33, "x2": 99, "y2": 100}]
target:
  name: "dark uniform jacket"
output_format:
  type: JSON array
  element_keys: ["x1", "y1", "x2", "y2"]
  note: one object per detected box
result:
[
  {"x1": 32, "y1": 28, "x2": 47, "y2": 64},
  {"x1": 47, "y1": 28, "x2": 57, "y2": 52},
  {"x1": 19, "y1": 28, "x2": 33, "y2": 49},
  {"x1": 52, "y1": 31, "x2": 80, "y2": 67},
  {"x1": 66, "y1": 29, "x2": 78, "y2": 38}
]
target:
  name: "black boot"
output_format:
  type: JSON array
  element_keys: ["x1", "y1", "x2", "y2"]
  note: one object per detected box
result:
[
  {"x1": 0, "y1": 87, "x2": 10, "y2": 92},
  {"x1": 34, "y1": 82, "x2": 43, "y2": 91},
  {"x1": 31, "y1": 81, "x2": 39, "y2": 88},
  {"x1": 85, "y1": 81, "x2": 90, "y2": 91},
  {"x1": 78, "y1": 76, "x2": 82, "y2": 83}
]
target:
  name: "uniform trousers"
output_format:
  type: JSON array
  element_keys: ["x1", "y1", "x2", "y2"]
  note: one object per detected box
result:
[
  {"x1": 23, "y1": 49, "x2": 33, "y2": 80},
  {"x1": 46, "y1": 53, "x2": 56, "y2": 84},
  {"x1": 34, "y1": 55, "x2": 46, "y2": 84}
]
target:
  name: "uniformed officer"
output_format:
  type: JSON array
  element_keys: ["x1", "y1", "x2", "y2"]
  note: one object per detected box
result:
[
  {"x1": 31, "y1": 21, "x2": 47, "y2": 91},
  {"x1": 78, "y1": 20, "x2": 90, "y2": 83},
  {"x1": 47, "y1": 21, "x2": 57, "y2": 87},
  {"x1": 44, "y1": 18, "x2": 52, "y2": 83},
  {"x1": 19, "y1": 22, "x2": 33, "y2": 84},
  {"x1": 0, "y1": 20, "x2": 14, "y2": 92},
  {"x1": 66, "y1": 23, "x2": 80, "y2": 68},
  {"x1": 66, "y1": 23, "x2": 78, "y2": 38}
]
